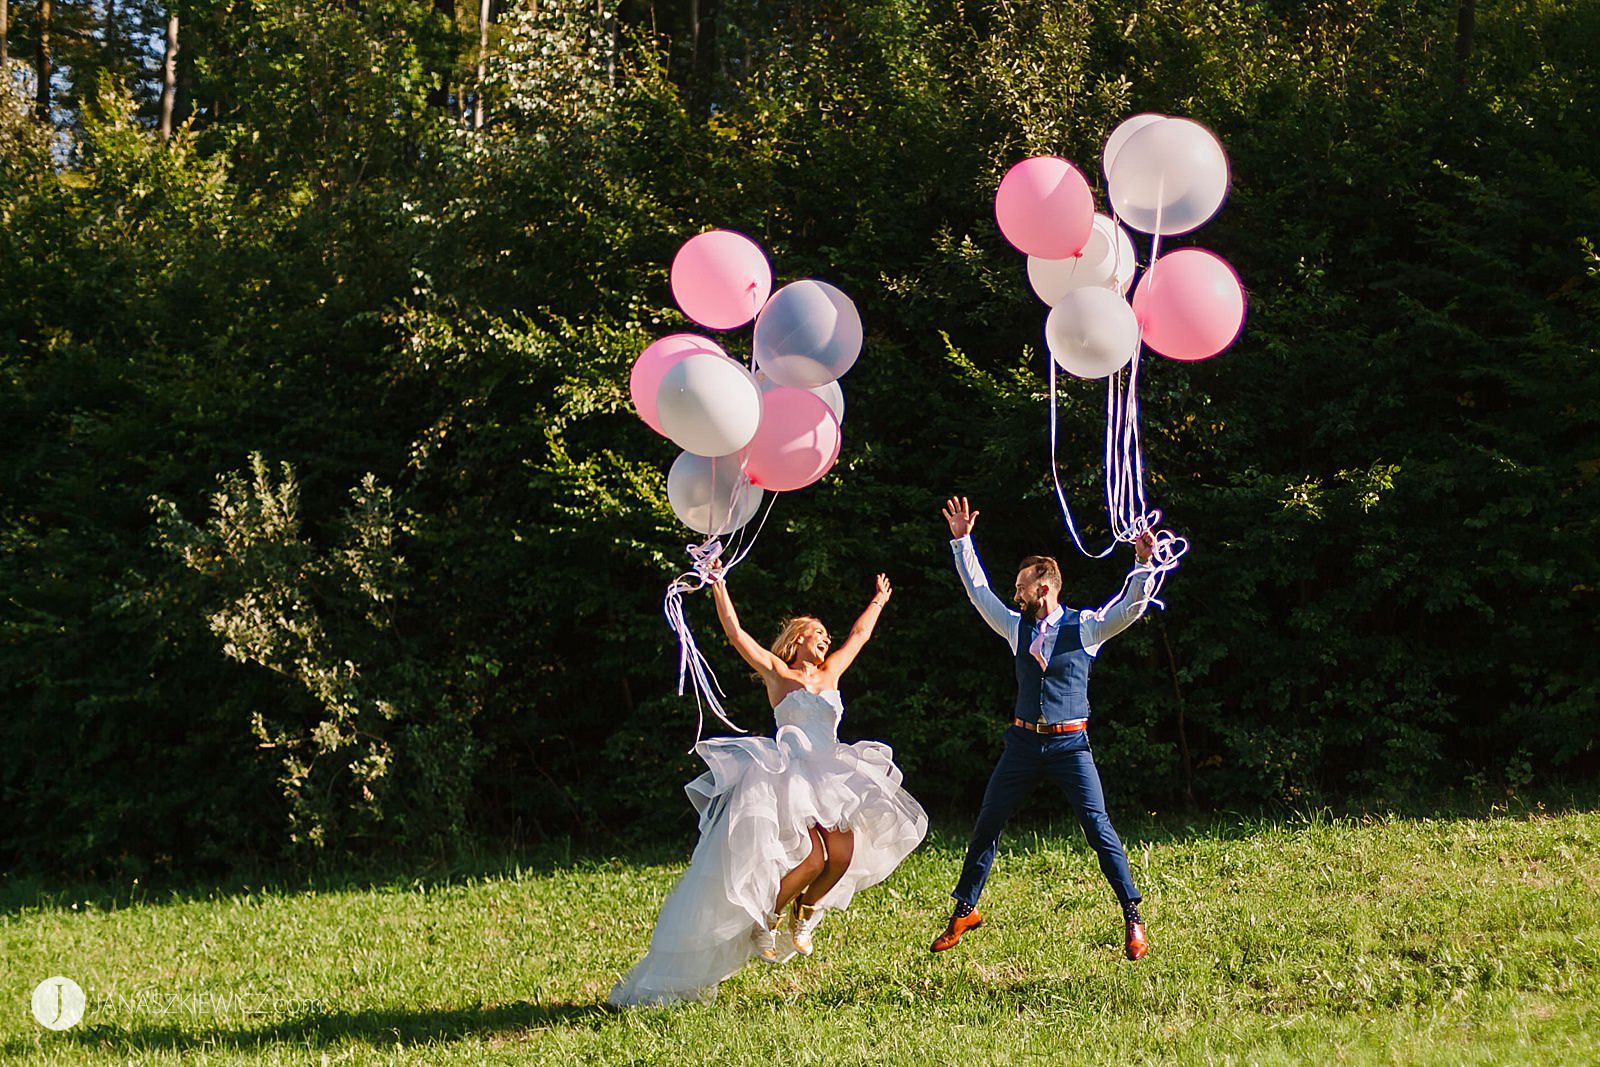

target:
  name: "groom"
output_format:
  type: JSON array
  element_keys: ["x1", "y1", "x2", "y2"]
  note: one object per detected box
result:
[{"x1": 932, "y1": 496, "x2": 1158, "y2": 960}]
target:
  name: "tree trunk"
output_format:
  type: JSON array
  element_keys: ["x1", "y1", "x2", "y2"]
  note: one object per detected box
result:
[
  {"x1": 1454, "y1": 0, "x2": 1475, "y2": 81},
  {"x1": 2, "y1": 0, "x2": 10, "y2": 74},
  {"x1": 159, "y1": 10, "x2": 179, "y2": 138},
  {"x1": 175, "y1": 28, "x2": 193, "y2": 124},
  {"x1": 105, "y1": 0, "x2": 118, "y2": 75},
  {"x1": 688, "y1": 0, "x2": 717, "y2": 115},
  {"x1": 473, "y1": 0, "x2": 489, "y2": 129},
  {"x1": 33, "y1": 0, "x2": 50, "y2": 119}
]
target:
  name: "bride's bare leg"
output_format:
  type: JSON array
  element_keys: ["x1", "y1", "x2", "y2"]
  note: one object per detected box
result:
[
  {"x1": 798, "y1": 827, "x2": 854, "y2": 906},
  {"x1": 788, "y1": 827, "x2": 852, "y2": 957},
  {"x1": 774, "y1": 825, "x2": 827, "y2": 915}
]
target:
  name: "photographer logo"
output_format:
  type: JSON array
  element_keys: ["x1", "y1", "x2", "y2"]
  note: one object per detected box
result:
[{"x1": 31, "y1": 976, "x2": 86, "y2": 1031}]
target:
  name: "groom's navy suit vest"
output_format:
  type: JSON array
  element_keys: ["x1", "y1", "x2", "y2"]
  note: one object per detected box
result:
[{"x1": 1014, "y1": 613, "x2": 1093, "y2": 725}]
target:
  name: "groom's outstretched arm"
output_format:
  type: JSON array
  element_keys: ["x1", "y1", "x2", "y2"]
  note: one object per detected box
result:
[
  {"x1": 943, "y1": 496, "x2": 1022, "y2": 652},
  {"x1": 1080, "y1": 530, "x2": 1159, "y2": 656}
]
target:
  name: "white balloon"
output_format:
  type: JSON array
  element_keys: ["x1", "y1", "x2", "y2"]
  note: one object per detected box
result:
[
  {"x1": 656, "y1": 353, "x2": 763, "y2": 457},
  {"x1": 1074, "y1": 215, "x2": 1120, "y2": 279},
  {"x1": 1028, "y1": 255, "x2": 1106, "y2": 307},
  {"x1": 1103, "y1": 113, "x2": 1166, "y2": 181},
  {"x1": 1109, "y1": 224, "x2": 1139, "y2": 294},
  {"x1": 1107, "y1": 117, "x2": 1230, "y2": 236},
  {"x1": 1027, "y1": 215, "x2": 1139, "y2": 305},
  {"x1": 755, "y1": 369, "x2": 845, "y2": 424},
  {"x1": 1045, "y1": 287, "x2": 1140, "y2": 379},
  {"x1": 753, "y1": 280, "x2": 863, "y2": 388},
  {"x1": 666, "y1": 451, "x2": 763, "y2": 535}
]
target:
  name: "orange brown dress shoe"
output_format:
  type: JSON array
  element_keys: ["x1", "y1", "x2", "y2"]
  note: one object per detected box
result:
[
  {"x1": 1124, "y1": 920, "x2": 1149, "y2": 960},
  {"x1": 930, "y1": 907, "x2": 983, "y2": 953}
]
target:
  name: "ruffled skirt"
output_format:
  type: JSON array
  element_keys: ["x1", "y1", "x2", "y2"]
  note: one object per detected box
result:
[{"x1": 607, "y1": 724, "x2": 927, "y2": 1006}]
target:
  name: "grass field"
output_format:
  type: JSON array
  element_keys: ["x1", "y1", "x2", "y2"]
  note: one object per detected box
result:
[{"x1": 4, "y1": 807, "x2": 1598, "y2": 1065}]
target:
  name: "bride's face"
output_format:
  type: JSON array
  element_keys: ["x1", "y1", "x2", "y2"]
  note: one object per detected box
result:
[{"x1": 795, "y1": 622, "x2": 831, "y2": 666}]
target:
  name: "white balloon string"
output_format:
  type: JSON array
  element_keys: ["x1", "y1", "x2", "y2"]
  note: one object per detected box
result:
[
  {"x1": 1104, "y1": 196, "x2": 1140, "y2": 543},
  {"x1": 1117, "y1": 347, "x2": 1144, "y2": 536},
  {"x1": 1105, "y1": 370, "x2": 1124, "y2": 535},
  {"x1": 1049, "y1": 341, "x2": 1116, "y2": 559},
  {"x1": 723, "y1": 491, "x2": 778, "y2": 571},
  {"x1": 1105, "y1": 258, "x2": 1145, "y2": 541},
  {"x1": 662, "y1": 490, "x2": 778, "y2": 751},
  {"x1": 1127, "y1": 200, "x2": 1165, "y2": 538},
  {"x1": 663, "y1": 537, "x2": 741, "y2": 752},
  {"x1": 710, "y1": 455, "x2": 723, "y2": 536},
  {"x1": 720, "y1": 492, "x2": 750, "y2": 559},
  {"x1": 1104, "y1": 366, "x2": 1120, "y2": 534},
  {"x1": 1098, "y1": 523, "x2": 1187, "y2": 617},
  {"x1": 1092, "y1": 169, "x2": 1187, "y2": 607}
]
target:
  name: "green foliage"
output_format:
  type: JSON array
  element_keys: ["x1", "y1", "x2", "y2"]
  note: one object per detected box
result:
[
  {"x1": 2, "y1": 0, "x2": 1598, "y2": 872},
  {"x1": 151, "y1": 453, "x2": 474, "y2": 853}
]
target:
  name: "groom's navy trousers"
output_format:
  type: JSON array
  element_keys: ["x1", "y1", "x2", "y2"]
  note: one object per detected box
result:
[{"x1": 952, "y1": 723, "x2": 1141, "y2": 907}]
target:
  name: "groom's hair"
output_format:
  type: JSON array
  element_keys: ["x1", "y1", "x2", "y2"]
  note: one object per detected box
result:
[{"x1": 1017, "y1": 555, "x2": 1063, "y2": 593}]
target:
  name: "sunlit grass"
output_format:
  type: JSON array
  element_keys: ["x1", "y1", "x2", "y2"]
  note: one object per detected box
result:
[{"x1": 4, "y1": 808, "x2": 1598, "y2": 1065}]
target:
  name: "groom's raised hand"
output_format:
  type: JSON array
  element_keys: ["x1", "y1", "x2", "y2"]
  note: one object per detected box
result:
[{"x1": 942, "y1": 496, "x2": 980, "y2": 539}]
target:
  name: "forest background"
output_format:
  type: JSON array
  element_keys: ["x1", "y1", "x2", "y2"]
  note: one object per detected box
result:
[{"x1": 2, "y1": 0, "x2": 1596, "y2": 877}]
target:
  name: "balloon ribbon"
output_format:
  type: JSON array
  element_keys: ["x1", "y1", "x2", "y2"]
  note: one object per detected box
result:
[
  {"x1": 660, "y1": 493, "x2": 778, "y2": 750},
  {"x1": 1045, "y1": 191, "x2": 1190, "y2": 610}
]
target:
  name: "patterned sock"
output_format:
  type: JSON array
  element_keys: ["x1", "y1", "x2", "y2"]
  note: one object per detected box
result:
[
  {"x1": 1122, "y1": 900, "x2": 1143, "y2": 925},
  {"x1": 952, "y1": 900, "x2": 975, "y2": 919}
]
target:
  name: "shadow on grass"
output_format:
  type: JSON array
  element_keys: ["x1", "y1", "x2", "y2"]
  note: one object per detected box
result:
[
  {"x1": 6, "y1": 980, "x2": 1115, "y2": 1057},
  {"x1": 5, "y1": 789, "x2": 1593, "y2": 918},
  {"x1": 0, "y1": 833, "x2": 693, "y2": 918},
  {"x1": 5, "y1": 1000, "x2": 612, "y2": 1057}
]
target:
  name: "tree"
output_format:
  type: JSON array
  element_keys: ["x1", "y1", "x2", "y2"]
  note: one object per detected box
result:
[
  {"x1": 473, "y1": 0, "x2": 488, "y2": 127},
  {"x1": 158, "y1": 7, "x2": 177, "y2": 137},
  {"x1": 33, "y1": 0, "x2": 48, "y2": 117},
  {"x1": 2, "y1": 0, "x2": 1597, "y2": 875}
]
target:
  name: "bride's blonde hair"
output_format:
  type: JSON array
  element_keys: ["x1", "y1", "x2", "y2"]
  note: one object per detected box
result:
[{"x1": 771, "y1": 616, "x2": 825, "y2": 666}]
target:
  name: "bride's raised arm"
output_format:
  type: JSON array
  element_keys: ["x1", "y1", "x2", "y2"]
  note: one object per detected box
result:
[
  {"x1": 709, "y1": 573, "x2": 782, "y2": 680},
  {"x1": 822, "y1": 574, "x2": 892, "y2": 678}
]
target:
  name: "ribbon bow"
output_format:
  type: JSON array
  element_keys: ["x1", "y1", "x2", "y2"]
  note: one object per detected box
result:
[{"x1": 662, "y1": 537, "x2": 745, "y2": 751}]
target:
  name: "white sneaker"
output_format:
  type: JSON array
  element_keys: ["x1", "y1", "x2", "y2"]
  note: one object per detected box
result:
[
  {"x1": 751, "y1": 913, "x2": 784, "y2": 964},
  {"x1": 791, "y1": 902, "x2": 825, "y2": 957}
]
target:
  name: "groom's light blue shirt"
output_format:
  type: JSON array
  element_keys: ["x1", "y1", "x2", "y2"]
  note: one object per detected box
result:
[{"x1": 949, "y1": 536, "x2": 1157, "y2": 659}]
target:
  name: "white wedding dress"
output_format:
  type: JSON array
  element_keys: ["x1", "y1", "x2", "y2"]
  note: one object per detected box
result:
[{"x1": 608, "y1": 689, "x2": 928, "y2": 1007}]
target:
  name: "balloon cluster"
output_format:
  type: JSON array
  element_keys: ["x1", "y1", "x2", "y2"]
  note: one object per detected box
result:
[
  {"x1": 630, "y1": 230, "x2": 860, "y2": 537},
  {"x1": 993, "y1": 114, "x2": 1241, "y2": 604},
  {"x1": 996, "y1": 115, "x2": 1246, "y2": 378},
  {"x1": 635, "y1": 229, "x2": 864, "y2": 744}
]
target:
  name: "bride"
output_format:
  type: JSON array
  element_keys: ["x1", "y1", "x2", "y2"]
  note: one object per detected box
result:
[{"x1": 608, "y1": 570, "x2": 928, "y2": 1007}]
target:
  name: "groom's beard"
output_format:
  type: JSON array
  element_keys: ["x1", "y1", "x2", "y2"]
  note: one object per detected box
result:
[{"x1": 1015, "y1": 592, "x2": 1053, "y2": 618}]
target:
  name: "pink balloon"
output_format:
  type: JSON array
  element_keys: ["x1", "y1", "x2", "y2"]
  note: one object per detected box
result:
[
  {"x1": 1131, "y1": 248, "x2": 1246, "y2": 361},
  {"x1": 994, "y1": 156, "x2": 1095, "y2": 259},
  {"x1": 670, "y1": 230, "x2": 774, "y2": 331},
  {"x1": 742, "y1": 388, "x2": 842, "y2": 492},
  {"x1": 629, "y1": 334, "x2": 727, "y2": 435}
]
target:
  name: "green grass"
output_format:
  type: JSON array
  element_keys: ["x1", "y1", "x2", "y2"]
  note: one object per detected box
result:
[{"x1": 4, "y1": 808, "x2": 1599, "y2": 1065}]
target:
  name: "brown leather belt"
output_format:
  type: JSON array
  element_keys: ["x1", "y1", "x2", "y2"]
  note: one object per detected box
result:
[{"x1": 1012, "y1": 717, "x2": 1087, "y2": 735}]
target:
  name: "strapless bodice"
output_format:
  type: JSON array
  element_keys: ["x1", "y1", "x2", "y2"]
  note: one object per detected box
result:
[{"x1": 773, "y1": 688, "x2": 844, "y2": 745}]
